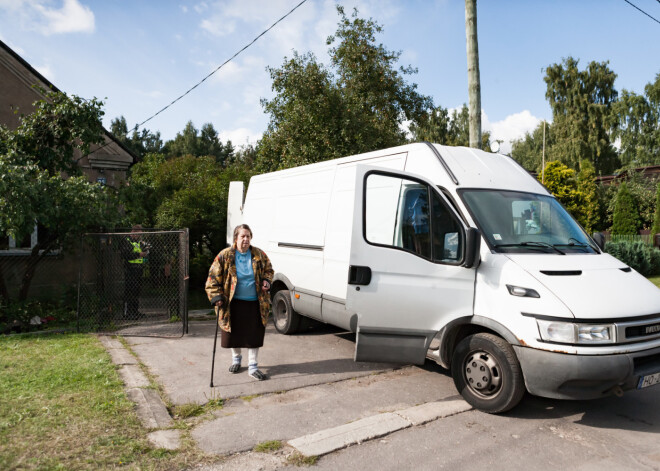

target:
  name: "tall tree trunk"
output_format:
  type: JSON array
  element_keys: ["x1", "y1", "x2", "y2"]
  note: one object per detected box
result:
[
  {"x1": 18, "y1": 242, "x2": 53, "y2": 301},
  {"x1": 465, "y1": 0, "x2": 482, "y2": 149}
]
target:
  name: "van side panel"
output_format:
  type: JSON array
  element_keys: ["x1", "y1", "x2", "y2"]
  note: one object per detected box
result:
[
  {"x1": 246, "y1": 167, "x2": 334, "y2": 299},
  {"x1": 322, "y1": 153, "x2": 408, "y2": 301},
  {"x1": 242, "y1": 150, "x2": 410, "y2": 323}
]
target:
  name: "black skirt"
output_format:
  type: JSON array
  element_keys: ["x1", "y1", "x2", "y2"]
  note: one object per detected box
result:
[{"x1": 221, "y1": 298, "x2": 266, "y2": 348}]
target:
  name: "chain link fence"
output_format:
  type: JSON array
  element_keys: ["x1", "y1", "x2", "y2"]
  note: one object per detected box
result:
[{"x1": 77, "y1": 229, "x2": 189, "y2": 337}]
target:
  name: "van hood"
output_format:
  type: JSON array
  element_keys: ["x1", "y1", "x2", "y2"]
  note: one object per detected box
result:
[{"x1": 506, "y1": 253, "x2": 660, "y2": 319}]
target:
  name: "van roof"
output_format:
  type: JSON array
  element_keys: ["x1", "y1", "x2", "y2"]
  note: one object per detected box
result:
[
  {"x1": 251, "y1": 143, "x2": 549, "y2": 195},
  {"x1": 432, "y1": 144, "x2": 549, "y2": 194}
]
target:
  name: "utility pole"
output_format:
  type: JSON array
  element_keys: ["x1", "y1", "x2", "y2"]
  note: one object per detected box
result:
[
  {"x1": 465, "y1": 0, "x2": 481, "y2": 149},
  {"x1": 541, "y1": 120, "x2": 546, "y2": 184}
]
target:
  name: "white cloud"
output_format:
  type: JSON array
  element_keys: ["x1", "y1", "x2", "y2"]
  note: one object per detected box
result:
[
  {"x1": 483, "y1": 110, "x2": 540, "y2": 154},
  {"x1": 35, "y1": 64, "x2": 55, "y2": 81},
  {"x1": 35, "y1": 0, "x2": 95, "y2": 35},
  {"x1": 0, "y1": 0, "x2": 95, "y2": 35},
  {"x1": 194, "y1": 2, "x2": 208, "y2": 14},
  {"x1": 212, "y1": 60, "x2": 242, "y2": 82},
  {"x1": 180, "y1": 5, "x2": 188, "y2": 14},
  {"x1": 219, "y1": 127, "x2": 261, "y2": 147},
  {"x1": 201, "y1": 17, "x2": 235, "y2": 36}
]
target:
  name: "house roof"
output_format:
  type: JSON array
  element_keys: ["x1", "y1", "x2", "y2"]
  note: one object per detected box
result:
[
  {"x1": 0, "y1": 38, "x2": 138, "y2": 165},
  {"x1": 596, "y1": 165, "x2": 660, "y2": 185}
]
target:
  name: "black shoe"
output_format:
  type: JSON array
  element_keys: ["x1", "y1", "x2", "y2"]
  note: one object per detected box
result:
[
  {"x1": 229, "y1": 363, "x2": 241, "y2": 373},
  {"x1": 249, "y1": 369, "x2": 267, "y2": 381}
]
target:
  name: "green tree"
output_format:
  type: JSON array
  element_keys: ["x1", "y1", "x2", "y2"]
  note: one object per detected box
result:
[
  {"x1": 0, "y1": 91, "x2": 120, "y2": 302},
  {"x1": 122, "y1": 154, "x2": 252, "y2": 271},
  {"x1": 410, "y1": 104, "x2": 491, "y2": 150},
  {"x1": 409, "y1": 105, "x2": 452, "y2": 144},
  {"x1": 119, "y1": 152, "x2": 165, "y2": 227},
  {"x1": 611, "y1": 181, "x2": 640, "y2": 235},
  {"x1": 257, "y1": 6, "x2": 433, "y2": 171},
  {"x1": 612, "y1": 73, "x2": 660, "y2": 167},
  {"x1": 603, "y1": 171, "x2": 657, "y2": 231},
  {"x1": 652, "y1": 183, "x2": 660, "y2": 236},
  {"x1": 544, "y1": 57, "x2": 620, "y2": 174},
  {"x1": 110, "y1": 115, "x2": 163, "y2": 161},
  {"x1": 163, "y1": 121, "x2": 234, "y2": 163},
  {"x1": 539, "y1": 161, "x2": 582, "y2": 218},
  {"x1": 199, "y1": 123, "x2": 235, "y2": 166},
  {"x1": 576, "y1": 160, "x2": 601, "y2": 233},
  {"x1": 510, "y1": 121, "x2": 553, "y2": 173},
  {"x1": 165, "y1": 121, "x2": 200, "y2": 157}
]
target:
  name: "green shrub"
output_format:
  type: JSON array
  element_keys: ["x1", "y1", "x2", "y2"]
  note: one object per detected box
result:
[
  {"x1": 611, "y1": 182, "x2": 641, "y2": 235},
  {"x1": 0, "y1": 299, "x2": 76, "y2": 334},
  {"x1": 605, "y1": 240, "x2": 660, "y2": 276}
]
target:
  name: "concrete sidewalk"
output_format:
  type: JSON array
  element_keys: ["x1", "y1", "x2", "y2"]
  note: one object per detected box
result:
[
  {"x1": 123, "y1": 320, "x2": 398, "y2": 405},
  {"x1": 104, "y1": 316, "x2": 472, "y2": 462}
]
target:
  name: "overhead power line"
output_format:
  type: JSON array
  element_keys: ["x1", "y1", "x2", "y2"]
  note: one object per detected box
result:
[
  {"x1": 134, "y1": 0, "x2": 310, "y2": 132},
  {"x1": 79, "y1": 0, "x2": 309, "y2": 162},
  {"x1": 623, "y1": 0, "x2": 660, "y2": 24}
]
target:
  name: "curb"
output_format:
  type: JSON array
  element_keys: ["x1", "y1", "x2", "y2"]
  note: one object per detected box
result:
[
  {"x1": 99, "y1": 335, "x2": 181, "y2": 450},
  {"x1": 288, "y1": 397, "x2": 472, "y2": 457}
]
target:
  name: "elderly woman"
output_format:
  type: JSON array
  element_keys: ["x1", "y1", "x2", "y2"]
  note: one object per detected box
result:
[{"x1": 205, "y1": 224, "x2": 274, "y2": 381}]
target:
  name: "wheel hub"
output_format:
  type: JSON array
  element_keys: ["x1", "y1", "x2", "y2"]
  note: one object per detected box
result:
[{"x1": 464, "y1": 351, "x2": 501, "y2": 396}]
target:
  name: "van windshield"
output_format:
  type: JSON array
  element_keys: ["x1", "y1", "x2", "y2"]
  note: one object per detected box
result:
[{"x1": 460, "y1": 190, "x2": 598, "y2": 254}]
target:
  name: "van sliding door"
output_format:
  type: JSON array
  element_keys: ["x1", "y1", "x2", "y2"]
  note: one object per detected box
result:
[{"x1": 346, "y1": 166, "x2": 477, "y2": 364}]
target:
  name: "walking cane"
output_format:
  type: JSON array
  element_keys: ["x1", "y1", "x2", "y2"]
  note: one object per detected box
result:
[{"x1": 210, "y1": 305, "x2": 220, "y2": 387}]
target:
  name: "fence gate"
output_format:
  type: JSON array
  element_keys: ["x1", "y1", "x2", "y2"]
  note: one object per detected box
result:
[{"x1": 77, "y1": 229, "x2": 189, "y2": 337}]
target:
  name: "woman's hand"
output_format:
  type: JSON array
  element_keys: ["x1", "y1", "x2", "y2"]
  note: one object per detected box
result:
[
  {"x1": 262, "y1": 280, "x2": 271, "y2": 292},
  {"x1": 215, "y1": 300, "x2": 223, "y2": 307}
]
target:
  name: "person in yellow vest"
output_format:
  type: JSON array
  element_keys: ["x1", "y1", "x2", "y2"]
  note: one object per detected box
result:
[{"x1": 122, "y1": 224, "x2": 148, "y2": 320}]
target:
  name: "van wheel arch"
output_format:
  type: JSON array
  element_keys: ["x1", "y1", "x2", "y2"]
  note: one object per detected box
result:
[
  {"x1": 442, "y1": 317, "x2": 520, "y2": 367},
  {"x1": 272, "y1": 290, "x2": 301, "y2": 334}
]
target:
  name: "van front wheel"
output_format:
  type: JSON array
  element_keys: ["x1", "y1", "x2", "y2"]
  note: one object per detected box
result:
[
  {"x1": 272, "y1": 290, "x2": 301, "y2": 335},
  {"x1": 451, "y1": 333, "x2": 525, "y2": 414}
]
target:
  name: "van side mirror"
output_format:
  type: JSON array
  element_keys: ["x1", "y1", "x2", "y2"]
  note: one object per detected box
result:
[
  {"x1": 464, "y1": 227, "x2": 481, "y2": 268},
  {"x1": 592, "y1": 232, "x2": 605, "y2": 251}
]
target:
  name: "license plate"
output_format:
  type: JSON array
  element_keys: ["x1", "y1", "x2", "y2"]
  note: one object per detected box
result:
[{"x1": 638, "y1": 372, "x2": 660, "y2": 389}]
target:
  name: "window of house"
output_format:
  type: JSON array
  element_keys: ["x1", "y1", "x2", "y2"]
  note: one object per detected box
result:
[{"x1": 0, "y1": 224, "x2": 38, "y2": 252}]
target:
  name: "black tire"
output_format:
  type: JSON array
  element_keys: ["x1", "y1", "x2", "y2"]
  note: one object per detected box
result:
[
  {"x1": 451, "y1": 333, "x2": 526, "y2": 414},
  {"x1": 272, "y1": 290, "x2": 301, "y2": 335}
]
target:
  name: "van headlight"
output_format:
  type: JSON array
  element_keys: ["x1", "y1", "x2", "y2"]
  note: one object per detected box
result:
[{"x1": 536, "y1": 319, "x2": 615, "y2": 344}]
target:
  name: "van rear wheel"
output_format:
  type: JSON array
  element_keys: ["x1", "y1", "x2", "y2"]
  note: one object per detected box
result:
[
  {"x1": 272, "y1": 290, "x2": 301, "y2": 335},
  {"x1": 451, "y1": 333, "x2": 525, "y2": 414}
]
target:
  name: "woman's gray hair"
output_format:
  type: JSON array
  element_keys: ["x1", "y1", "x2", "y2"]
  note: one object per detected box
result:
[{"x1": 233, "y1": 224, "x2": 253, "y2": 242}]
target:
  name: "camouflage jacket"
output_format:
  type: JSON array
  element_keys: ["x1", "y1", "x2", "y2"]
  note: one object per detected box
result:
[{"x1": 205, "y1": 244, "x2": 274, "y2": 332}]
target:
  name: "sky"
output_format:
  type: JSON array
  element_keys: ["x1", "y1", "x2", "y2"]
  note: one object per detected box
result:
[{"x1": 0, "y1": 0, "x2": 659, "y2": 155}]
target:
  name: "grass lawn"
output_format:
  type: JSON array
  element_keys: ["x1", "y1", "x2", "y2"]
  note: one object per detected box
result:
[
  {"x1": 648, "y1": 276, "x2": 660, "y2": 288},
  {"x1": 0, "y1": 334, "x2": 213, "y2": 470}
]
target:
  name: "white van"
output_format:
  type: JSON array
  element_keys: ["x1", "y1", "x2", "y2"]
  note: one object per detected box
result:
[{"x1": 227, "y1": 142, "x2": 660, "y2": 413}]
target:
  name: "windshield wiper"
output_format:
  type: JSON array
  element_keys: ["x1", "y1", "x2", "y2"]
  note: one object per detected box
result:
[
  {"x1": 494, "y1": 241, "x2": 565, "y2": 255},
  {"x1": 554, "y1": 238, "x2": 599, "y2": 252},
  {"x1": 553, "y1": 242, "x2": 594, "y2": 252}
]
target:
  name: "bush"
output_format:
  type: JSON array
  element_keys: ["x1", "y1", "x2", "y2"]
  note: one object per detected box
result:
[
  {"x1": 611, "y1": 182, "x2": 641, "y2": 235},
  {"x1": 605, "y1": 240, "x2": 660, "y2": 276},
  {"x1": 0, "y1": 299, "x2": 76, "y2": 334}
]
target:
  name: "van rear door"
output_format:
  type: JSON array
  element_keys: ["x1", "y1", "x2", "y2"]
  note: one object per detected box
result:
[{"x1": 346, "y1": 166, "x2": 477, "y2": 364}]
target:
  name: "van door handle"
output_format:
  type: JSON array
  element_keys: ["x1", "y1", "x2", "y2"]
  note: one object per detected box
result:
[{"x1": 348, "y1": 265, "x2": 372, "y2": 285}]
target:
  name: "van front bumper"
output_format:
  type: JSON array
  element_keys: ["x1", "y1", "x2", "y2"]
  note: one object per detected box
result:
[{"x1": 512, "y1": 344, "x2": 660, "y2": 400}]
